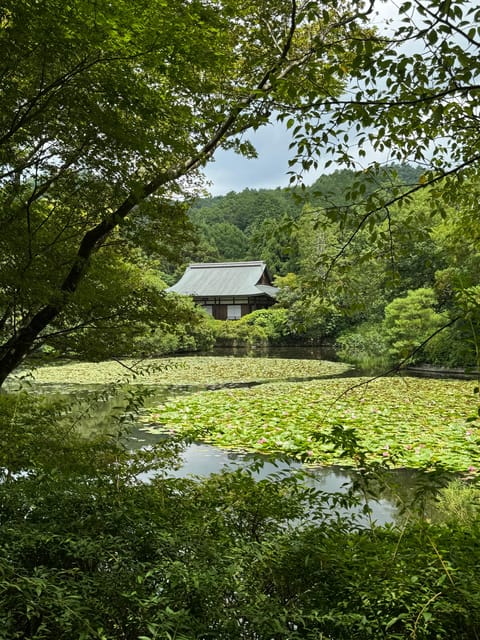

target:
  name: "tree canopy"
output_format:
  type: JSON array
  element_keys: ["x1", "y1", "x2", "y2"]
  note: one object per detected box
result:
[
  {"x1": 278, "y1": 0, "x2": 480, "y2": 365},
  {"x1": 0, "y1": 0, "x2": 375, "y2": 385},
  {"x1": 291, "y1": 0, "x2": 480, "y2": 201}
]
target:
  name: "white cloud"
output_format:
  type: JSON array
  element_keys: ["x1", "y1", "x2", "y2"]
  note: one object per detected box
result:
[{"x1": 204, "y1": 121, "x2": 295, "y2": 195}]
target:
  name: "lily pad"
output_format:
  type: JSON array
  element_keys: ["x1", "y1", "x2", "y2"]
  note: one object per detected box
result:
[
  {"x1": 24, "y1": 356, "x2": 351, "y2": 387},
  {"x1": 145, "y1": 376, "x2": 480, "y2": 472}
]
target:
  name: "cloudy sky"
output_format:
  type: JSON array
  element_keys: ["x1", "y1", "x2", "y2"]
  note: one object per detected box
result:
[
  {"x1": 202, "y1": 108, "x2": 382, "y2": 196},
  {"x1": 203, "y1": 120, "x2": 316, "y2": 196},
  {"x1": 203, "y1": 1, "x2": 401, "y2": 196}
]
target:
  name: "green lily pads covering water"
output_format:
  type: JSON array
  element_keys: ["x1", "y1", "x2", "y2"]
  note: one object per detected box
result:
[
  {"x1": 22, "y1": 357, "x2": 480, "y2": 472},
  {"x1": 26, "y1": 356, "x2": 351, "y2": 387},
  {"x1": 145, "y1": 376, "x2": 480, "y2": 472}
]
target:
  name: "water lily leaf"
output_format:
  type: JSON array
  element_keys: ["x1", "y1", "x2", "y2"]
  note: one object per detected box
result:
[{"x1": 146, "y1": 375, "x2": 480, "y2": 472}]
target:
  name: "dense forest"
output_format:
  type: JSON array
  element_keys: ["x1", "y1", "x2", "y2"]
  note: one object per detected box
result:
[
  {"x1": 160, "y1": 163, "x2": 478, "y2": 370},
  {"x1": 183, "y1": 164, "x2": 423, "y2": 274}
]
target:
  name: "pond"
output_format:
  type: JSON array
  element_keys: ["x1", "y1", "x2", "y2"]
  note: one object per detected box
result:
[
  {"x1": 130, "y1": 425, "x2": 423, "y2": 527},
  {"x1": 13, "y1": 347, "x2": 466, "y2": 526}
]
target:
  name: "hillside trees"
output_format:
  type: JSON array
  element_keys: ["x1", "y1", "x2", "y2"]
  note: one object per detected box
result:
[
  {"x1": 185, "y1": 168, "x2": 420, "y2": 274},
  {"x1": 186, "y1": 188, "x2": 303, "y2": 271},
  {"x1": 0, "y1": 0, "x2": 378, "y2": 386},
  {"x1": 287, "y1": 0, "x2": 480, "y2": 362}
]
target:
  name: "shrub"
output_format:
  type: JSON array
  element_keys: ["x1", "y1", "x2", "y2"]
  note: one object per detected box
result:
[
  {"x1": 2, "y1": 389, "x2": 480, "y2": 638},
  {"x1": 430, "y1": 479, "x2": 480, "y2": 525},
  {"x1": 336, "y1": 321, "x2": 391, "y2": 369},
  {"x1": 2, "y1": 461, "x2": 480, "y2": 639},
  {"x1": 423, "y1": 321, "x2": 479, "y2": 368},
  {"x1": 132, "y1": 315, "x2": 216, "y2": 356},
  {"x1": 208, "y1": 307, "x2": 291, "y2": 348},
  {"x1": 383, "y1": 288, "x2": 449, "y2": 363},
  {"x1": 209, "y1": 317, "x2": 269, "y2": 347},
  {"x1": 239, "y1": 307, "x2": 290, "y2": 342}
]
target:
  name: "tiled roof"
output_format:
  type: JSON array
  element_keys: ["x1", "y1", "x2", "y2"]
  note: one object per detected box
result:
[{"x1": 168, "y1": 261, "x2": 278, "y2": 298}]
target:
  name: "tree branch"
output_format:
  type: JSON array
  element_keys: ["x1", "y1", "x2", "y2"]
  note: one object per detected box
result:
[{"x1": 320, "y1": 154, "x2": 480, "y2": 283}]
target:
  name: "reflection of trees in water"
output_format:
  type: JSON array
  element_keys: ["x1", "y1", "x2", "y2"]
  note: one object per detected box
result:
[
  {"x1": 139, "y1": 437, "x2": 446, "y2": 525},
  {"x1": 355, "y1": 467, "x2": 456, "y2": 524},
  {"x1": 208, "y1": 344, "x2": 337, "y2": 361},
  {"x1": 169, "y1": 445, "x2": 435, "y2": 525}
]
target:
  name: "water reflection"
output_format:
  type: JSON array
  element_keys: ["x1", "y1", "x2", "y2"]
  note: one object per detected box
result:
[
  {"x1": 132, "y1": 427, "x2": 409, "y2": 527},
  {"x1": 175, "y1": 444, "x2": 399, "y2": 526},
  {"x1": 195, "y1": 344, "x2": 338, "y2": 361}
]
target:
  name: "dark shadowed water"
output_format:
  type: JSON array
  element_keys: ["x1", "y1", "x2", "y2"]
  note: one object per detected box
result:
[
  {"x1": 201, "y1": 344, "x2": 337, "y2": 361},
  {"x1": 130, "y1": 425, "x2": 428, "y2": 527}
]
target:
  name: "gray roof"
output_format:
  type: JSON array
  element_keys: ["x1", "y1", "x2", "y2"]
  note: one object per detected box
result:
[{"x1": 168, "y1": 261, "x2": 278, "y2": 298}]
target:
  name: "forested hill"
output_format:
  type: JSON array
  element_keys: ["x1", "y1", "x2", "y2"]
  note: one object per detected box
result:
[{"x1": 184, "y1": 164, "x2": 424, "y2": 275}]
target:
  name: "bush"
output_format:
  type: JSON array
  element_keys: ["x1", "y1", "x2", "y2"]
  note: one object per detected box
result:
[
  {"x1": 208, "y1": 307, "x2": 291, "y2": 348},
  {"x1": 383, "y1": 288, "x2": 449, "y2": 363},
  {"x1": 209, "y1": 317, "x2": 269, "y2": 347},
  {"x1": 132, "y1": 315, "x2": 216, "y2": 356},
  {"x1": 337, "y1": 291, "x2": 478, "y2": 370},
  {"x1": 430, "y1": 479, "x2": 480, "y2": 525},
  {"x1": 2, "y1": 391, "x2": 480, "y2": 638},
  {"x1": 2, "y1": 461, "x2": 480, "y2": 639},
  {"x1": 423, "y1": 322, "x2": 479, "y2": 368},
  {"x1": 239, "y1": 307, "x2": 290, "y2": 342},
  {"x1": 336, "y1": 321, "x2": 391, "y2": 369}
]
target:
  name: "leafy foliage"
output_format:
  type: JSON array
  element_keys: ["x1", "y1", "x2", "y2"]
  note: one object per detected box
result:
[
  {"x1": 1, "y1": 421, "x2": 480, "y2": 639},
  {"x1": 0, "y1": 0, "x2": 376, "y2": 384},
  {"x1": 2, "y1": 362, "x2": 480, "y2": 639},
  {"x1": 256, "y1": 0, "x2": 480, "y2": 367},
  {"x1": 145, "y1": 375, "x2": 480, "y2": 471},
  {"x1": 207, "y1": 308, "x2": 291, "y2": 347},
  {"x1": 292, "y1": 0, "x2": 480, "y2": 191},
  {"x1": 336, "y1": 321, "x2": 391, "y2": 369},
  {"x1": 384, "y1": 288, "x2": 450, "y2": 363}
]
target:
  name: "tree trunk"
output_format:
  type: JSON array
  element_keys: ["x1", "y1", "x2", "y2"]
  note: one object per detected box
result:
[
  {"x1": 0, "y1": 304, "x2": 60, "y2": 388},
  {"x1": 0, "y1": 196, "x2": 140, "y2": 389}
]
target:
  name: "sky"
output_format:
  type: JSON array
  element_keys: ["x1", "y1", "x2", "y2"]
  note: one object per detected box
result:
[
  {"x1": 202, "y1": 109, "x2": 377, "y2": 198},
  {"x1": 202, "y1": 115, "x2": 390, "y2": 196},
  {"x1": 203, "y1": 1, "x2": 402, "y2": 196},
  {"x1": 203, "y1": 120, "x2": 313, "y2": 196}
]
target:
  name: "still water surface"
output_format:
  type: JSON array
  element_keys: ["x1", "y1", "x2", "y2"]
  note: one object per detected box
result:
[{"x1": 130, "y1": 425, "x2": 418, "y2": 527}]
